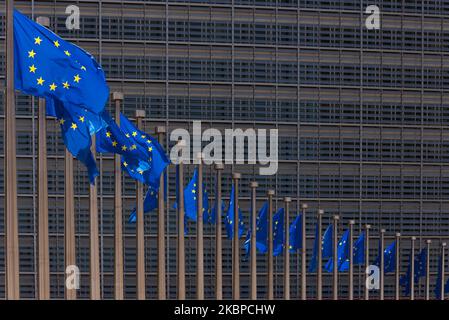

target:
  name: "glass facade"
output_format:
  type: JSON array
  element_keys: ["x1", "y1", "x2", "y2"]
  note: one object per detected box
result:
[{"x1": 0, "y1": 0, "x2": 448, "y2": 299}]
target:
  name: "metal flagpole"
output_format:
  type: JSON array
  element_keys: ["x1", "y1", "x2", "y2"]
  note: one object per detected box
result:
[
  {"x1": 317, "y1": 209, "x2": 323, "y2": 300},
  {"x1": 301, "y1": 203, "x2": 307, "y2": 300},
  {"x1": 348, "y1": 220, "x2": 355, "y2": 300},
  {"x1": 113, "y1": 92, "x2": 124, "y2": 300},
  {"x1": 36, "y1": 15, "x2": 51, "y2": 300},
  {"x1": 425, "y1": 240, "x2": 431, "y2": 300},
  {"x1": 332, "y1": 215, "x2": 339, "y2": 300},
  {"x1": 441, "y1": 243, "x2": 446, "y2": 300},
  {"x1": 89, "y1": 136, "x2": 101, "y2": 300},
  {"x1": 232, "y1": 173, "x2": 241, "y2": 300},
  {"x1": 284, "y1": 197, "x2": 292, "y2": 300},
  {"x1": 5, "y1": 0, "x2": 20, "y2": 300},
  {"x1": 156, "y1": 126, "x2": 167, "y2": 300},
  {"x1": 395, "y1": 232, "x2": 401, "y2": 300},
  {"x1": 364, "y1": 224, "x2": 371, "y2": 300},
  {"x1": 410, "y1": 237, "x2": 416, "y2": 300},
  {"x1": 250, "y1": 181, "x2": 258, "y2": 300},
  {"x1": 196, "y1": 152, "x2": 204, "y2": 300},
  {"x1": 177, "y1": 141, "x2": 186, "y2": 300},
  {"x1": 380, "y1": 229, "x2": 385, "y2": 300},
  {"x1": 65, "y1": 150, "x2": 76, "y2": 300},
  {"x1": 215, "y1": 164, "x2": 224, "y2": 299},
  {"x1": 136, "y1": 110, "x2": 146, "y2": 300},
  {"x1": 267, "y1": 190, "x2": 275, "y2": 300}
]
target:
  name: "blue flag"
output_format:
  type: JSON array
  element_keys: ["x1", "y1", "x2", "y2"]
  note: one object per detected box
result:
[
  {"x1": 400, "y1": 248, "x2": 427, "y2": 296},
  {"x1": 325, "y1": 229, "x2": 350, "y2": 273},
  {"x1": 14, "y1": 9, "x2": 108, "y2": 114},
  {"x1": 374, "y1": 240, "x2": 397, "y2": 273},
  {"x1": 182, "y1": 168, "x2": 210, "y2": 222},
  {"x1": 289, "y1": 215, "x2": 302, "y2": 253},
  {"x1": 339, "y1": 232, "x2": 365, "y2": 271},
  {"x1": 119, "y1": 114, "x2": 170, "y2": 188},
  {"x1": 273, "y1": 208, "x2": 285, "y2": 257},
  {"x1": 205, "y1": 200, "x2": 226, "y2": 225},
  {"x1": 435, "y1": 254, "x2": 449, "y2": 299},
  {"x1": 128, "y1": 185, "x2": 158, "y2": 223},
  {"x1": 96, "y1": 112, "x2": 154, "y2": 183},
  {"x1": 224, "y1": 184, "x2": 245, "y2": 239},
  {"x1": 309, "y1": 223, "x2": 333, "y2": 272},
  {"x1": 243, "y1": 202, "x2": 269, "y2": 255},
  {"x1": 52, "y1": 99, "x2": 104, "y2": 184}
]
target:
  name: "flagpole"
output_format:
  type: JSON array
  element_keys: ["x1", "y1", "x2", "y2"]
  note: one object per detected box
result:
[
  {"x1": 215, "y1": 164, "x2": 224, "y2": 300},
  {"x1": 332, "y1": 215, "x2": 339, "y2": 300},
  {"x1": 425, "y1": 240, "x2": 431, "y2": 300},
  {"x1": 441, "y1": 242, "x2": 446, "y2": 300},
  {"x1": 380, "y1": 229, "x2": 385, "y2": 300},
  {"x1": 364, "y1": 224, "x2": 371, "y2": 300},
  {"x1": 395, "y1": 232, "x2": 401, "y2": 300},
  {"x1": 267, "y1": 190, "x2": 275, "y2": 300},
  {"x1": 177, "y1": 141, "x2": 186, "y2": 300},
  {"x1": 317, "y1": 209, "x2": 323, "y2": 300},
  {"x1": 410, "y1": 237, "x2": 416, "y2": 300},
  {"x1": 136, "y1": 110, "x2": 146, "y2": 300},
  {"x1": 348, "y1": 220, "x2": 354, "y2": 300},
  {"x1": 301, "y1": 203, "x2": 307, "y2": 300},
  {"x1": 284, "y1": 197, "x2": 291, "y2": 300},
  {"x1": 65, "y1": 150, "x2": 76, "y2": 300},
  {"x1": 113, "y1": 92, "x2": 124, "y2": 300},
  {"x1": 232, "y1": 173, "x2": 241, "y2": 300},
  {"x1": 250, "y1": 181, "x2": 259, "y2": 300},
  {"x1": 89, "y1": 135, "x2": 101, "y2": 300},
  {"x1": 196, "y1": 152, "x2": 204, "y2": 300},
  {"x1": 5, "y1": 0, "x2": 20, "y2": 300},
  {"x1": 156, "y1": 126, "x2": 167, "y2": 300}
]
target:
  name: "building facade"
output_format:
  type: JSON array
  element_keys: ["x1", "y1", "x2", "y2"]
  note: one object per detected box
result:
[{"x1": 1, "y1": 0, "x2": 449, "y2": 299}]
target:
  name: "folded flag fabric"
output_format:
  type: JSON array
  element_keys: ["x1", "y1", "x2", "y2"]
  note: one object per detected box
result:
[
  {"x1": 224, "y1": 184, "x2": 245, "y2": 239},
  {"x1": 128, "y1": 185, "x2": 158, "y2": 223}
]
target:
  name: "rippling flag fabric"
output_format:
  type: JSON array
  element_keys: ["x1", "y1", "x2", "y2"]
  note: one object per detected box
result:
[
  {"x1": 273, "y1": 208, "x2": 285, "y2": 257},
  {"x1": 339, "y1": 232, "x2": 365, "y2": 271},
  {"x1": 224, "y1": 184, "x2": 245, "y2": 239},
  {"x1": 309, "y1": 223, "x2": 333, "y2": 272},
  {"x1": 128, "y1": 185, "x2": 158, "y2": 223},
  {"x1": 374, "y1": 240, "x2": 397, "y2": 273},
  {"x1": 289, "y1": 214, "x2": 302, "y2": 253},
  {"x1": 324, "y1": 229, "x2": 349, "y2": 272}
]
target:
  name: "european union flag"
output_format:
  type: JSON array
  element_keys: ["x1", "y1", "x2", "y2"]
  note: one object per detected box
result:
[
  {"x1": 14, "y1": 9, "x2": 108, "y2": 114},
  {"x1": 205, "y1": 200, "x2": 226, "y2": 225},
  {"x1": 243, "y1": 202, "x2": 269, "y2": 256},
  {"x1": 128, "y1": 185, "x2": 158, "y2": 223},
  {"x1": 400, "y1": 248, "x2": 427, "y2": 296},
  {"x1": 273, "y1": 208, "x2": 285, "y2": 256},
  {"x1": 120, "y1": 114, "x2": 170, "y2": 188},
  {"x1": 435, "y1": 254, "x2": 449, "y2": 299},
  {"x1": 309, "y1": 223, "x2": 333, "y2": 272},
  {"x1": 325, "y1": 229, "x2": 350, "y2": 273},
  {"x1": 374, "y1": 240, "x2": 396, "y2": 273},
  {"x1": 96, "y1": 112, "x2": 153, "y2": 183},
  {"x1": 51, "y1": 98, "x2": 103, "y2": 184},
  {"x1": 289, "y1": 214, "x2": 302, "y2": 253},
  {"x1": 224, "y1": 184, "x2": 245, "y2": 239},
  {"x1": 339, "y1": 232, "x2": 365, "y2": 271},
  {"x1": 182, "y1": 168, "x2": 210, "y2": 222}
]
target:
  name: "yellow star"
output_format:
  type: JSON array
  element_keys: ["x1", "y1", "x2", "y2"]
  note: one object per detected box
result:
[
  {"x1": 141, "y1": 135, "x2": 146, "y2": 139},
  {"x1": 125, "y1": 133, "x2": 130, "y2": 138},
  {"x1": 63, "y1": 81, "x2": 70, "y2": 89},
  {"x1": 29, "y1": 64, "x2": 37, "y2": 73},
  {"x1": 132, "y1": 131, "x2": 137, "y2": 137},
  {"x1": 36, "y1": 77, "x2": 45, "y2": 85},
  {"x1": 34, "y1": 37, "x2": 42, "y2": 45},
  {"x1": 53, "y1": 40, "x2": 60, "y2": 48},
  {"x1": 81, "y1": 66, "x2": 86, "y2": 71},
  {"x1": 146, "y1": 139, "x2": 152, "y2": 144},
  {"x1": 64, "y1": 50, "x2": 71, "y2": 57},
  {"x1": 112, "y1": 141, "x2": 118, "y2": 147},
  {"x1": 106, "y1": 131, "x2": 111, "y2": 138},
  {"x1": 59, "y1": 118, "x2": 65, "y2": 125},
  {"x1": 138, "y1": 169, "x2": 144, "y2": 175},
  {"x1": 122, "y1": 145, "x2": 127, "y2": 151},
  {"x1": 79, "y1": 116, "x2": 85, "y2": 123},
  {"x1": 130, "y1": 144, "x2": 137, "y2": 150},
  {"x1": 123, "y1": 161, "x2": 128, "y2": 167},
  {"x1": 71, "y1": 123, "x2": 77, "y2": 130},
  {"x1": 49, "y1": 83, "x2": 57, "y2": 91},
  {"x1": 73, "y1": 74, "x2": 81, "y2": 83},
  {"x1": 28, "y1": 50, "x2": 36, "y2": 58},
  {"x1": 148, "y1": 146, "x2": 153, "y2": 152},
  {"x1": 192, "y1": 190, "x2": 196, "y2": 194}
]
